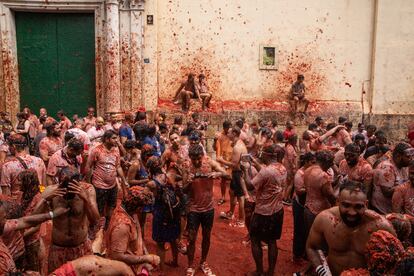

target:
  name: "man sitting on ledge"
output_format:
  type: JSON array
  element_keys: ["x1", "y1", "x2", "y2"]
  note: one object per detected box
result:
[{"x1": 173, "y1": 73, "x2": 201, "y2": 112}]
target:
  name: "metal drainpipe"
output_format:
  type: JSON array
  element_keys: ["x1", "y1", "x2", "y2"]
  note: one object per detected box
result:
[{"x1": 368, "y1": 0, "x2": 379, "y2": 122}]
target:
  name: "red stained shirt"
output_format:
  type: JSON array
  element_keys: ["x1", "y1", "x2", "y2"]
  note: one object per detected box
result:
[
  {"x1": 2, "y1": 219, "x2": 24, "y2": 261},
  {"x1": 89, "y1": 144, "x2": 120, "y2": 189},
  {"x1": 39, "y1": 136, "x2": 63, "y2": 160},
  {"x1": 187, "y1": 156, "x2": 214, "y2": 213},
  {"x1": 252, "y1": 162, "x2": 287, "y2": 215},
  {"x1": 47, "y1": 149, "x2": 83, "y2": 184},
  {"x1": 0, "y1": 239, "x2": 15, "y2": 274},
  {"x1": 372, "y1": 160, "x2": 409, "y2": 214},
  {"x1": 1, "y1": 154, "x2": 46, "y2": 199},
  {"x1": 392, "y1": 182, "x2": 414, "y2": 216}
]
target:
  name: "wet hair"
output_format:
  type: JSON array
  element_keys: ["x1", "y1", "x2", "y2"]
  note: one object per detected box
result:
[
  {"x1": 124, "y1": 140, "x2": 137, "y2": 149},
  {"x1": 308, "y1": 123, "x2": 318, "y2": 131},
  {"x1": 159, "y1": 122, "x2": 168, "y2": 134},
  {"x1": 58, "y1": 166, "x2": 80, "y2": 183},
  {"x1": 338, "y1": 116, "x2": 347, "y2": 124},
  {"x1": 146, "y1": 156, "x2": 163, "y2": 176},
  {"x1": 315, "y1": 150, "x2": 334, "y2": 168},
  {"x1": 299, "y1": 152, "x2": 315, "y2": 167},
  {"x1": 146, "y1": 124, "x2": 157, "y2": 137},
  {"x1": 67, "y1": 138, "x2": 83, "y2": 151},
  {"x1": 223, "y1": 120, "x2": 232, "y2": 129},
  {"x1": 189, "y1": 144, "x2": 205, "y2": 158},
  {"x1": 57, "y1": 110, "x2": 65, "y2": 116},
  {"x1": 326, "y1": 123, "x2": 337, "y2": 131},
  {"x1": 315, "y1": 116, "x2": 323, "y2": 123},
  {"x1": 122, "y1": 186, "x2": 154, "y2": 214},
  {"x1": 345, "y1": 143, "x2": 361, "y2": 154},
  {"x1": 16, "y1": 112, "x2": 27, "y2": 120},
  {"x1": 297, "y1": 74, "x2": 304, "y2": 80},
  {"x1": 189, "y1": 130, "x2": 201, "y2": 141},
  {"x1": 393, "y1": 142, "x2": 412, "y2": 158},
  {"x1": 18, "y1": 169, "x2": 40, "y2": 213},
  {"x1": 357, "y1": 122, "x2": 364, "y2": 128},
  {"x1": 230, "y1": 126, "x2": 241, "y2": 137},
  {"x1": 102, "y1": 129, "x2": 118, "y2": 142},
  {"x1": 261, "y1": 127, "x2": 272, "y2": 139},
  {"x1": 339, "y1": 180, "x2": 367, "y2": 194},
  {"x1": 262, "y1": 144, "x2": 284, "y2": 161},
  {"x1": 271, "y1": 119, "x2": 278, "y2": 128},
  {"x1": 45, "y1": 121, "x2": 59, "y2": 136},
  {"x1": 395, "y1": 256, "x2": 414, "y2": 276},
  {"x1": 133, "y1": 123, "x2": 147, "y2": 142},
  {"x1": 375, "y1": 130, "x2": 386, "y2": 138},
  {"x1": 199, "y1": 74, "x2": 205, "y2": 79},
  {"x1": 235, "y1": 119, "x2": 244, "y2": 129},
  {"x1": 39, "y1": 115, "x2": 47, "y2": 125},
  {"x1": 141, "y1": 144, "x2": 155, "y2": 163},
  {"x1": 135, "y1": 111, "x2": 147, "y2": 122},
  {"x1": 187, "y1": 73, "x2": 194, "y2": 79},
  {"x1": 173, "y1": 116, "x2": 183, "y2": 125},
  {"x1": 125, "y1": 113, "x2": 135, "y2": 123},
  {"x1": 354, "y1": 133, "x2": 366, "y2": 142},
  {"x1": 7, "y1": 134, "x2": 26, "y2": 150},
  {"x1": 273, "y1": 130, "x2": 284, "y2": 143},
  {"x1": 345, "y1": 121, "x2": 353, "y2": 129},
  {"x1": 191, "y1": 112, "x2": 199, "y2": 120},
  {"x1": 64, "y1": 132, "x2": 75, "y2": 144}
]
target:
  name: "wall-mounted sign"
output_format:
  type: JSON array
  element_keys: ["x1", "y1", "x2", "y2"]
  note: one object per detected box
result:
[
  {"x1": 144, "y1": 58, "x2": 150, "y2": 64},
  {"x1": 147, "y1": 15, "x2": 154, "y2": 25}
]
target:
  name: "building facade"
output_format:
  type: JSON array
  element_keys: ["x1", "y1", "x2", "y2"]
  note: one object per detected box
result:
[{"x1": 0, "y1": 0, "x2": 413, "y2": 136}]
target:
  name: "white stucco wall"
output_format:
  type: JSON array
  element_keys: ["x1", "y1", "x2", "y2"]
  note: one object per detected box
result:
[
  {"x1": 371, "y1": 0, "x2": 414, "y2": 114},
  {"x1": 153, "y1": 0, "x2": 374, "y2": 107}
]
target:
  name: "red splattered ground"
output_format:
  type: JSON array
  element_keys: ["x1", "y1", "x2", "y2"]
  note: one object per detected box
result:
[{"x1": 144, "y1": 181, "x2": 304, "y2": 276}]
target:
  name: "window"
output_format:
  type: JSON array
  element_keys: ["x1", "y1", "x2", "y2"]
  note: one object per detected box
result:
[{"x1": 259, "y1": 45, "x2": 278, "y2": 70}]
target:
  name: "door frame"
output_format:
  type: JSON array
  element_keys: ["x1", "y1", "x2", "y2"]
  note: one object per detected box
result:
[{"x1": 0, "y1": 0, "x2": 105, "y2": 119}]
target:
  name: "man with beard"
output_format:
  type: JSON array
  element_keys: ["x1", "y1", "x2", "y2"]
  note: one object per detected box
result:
[
  {"x1": 46, "y1": 138, "x2": 84, "y2": 186},
  {"x1": 392, "y1": 162, "x2": 414, "y2": 216},
  {"x1": 338, "y1": 143, "x2": 373, "y2": 198},
  {"x1": 86, "y1": 130, "x2": 127, "y2": 226},
  {"x1": 39, "y1": 121, "x2": 63, "y2": 165},
  {"x1": 306, "y1": 180, "x2": 396, "y2": 276},
  {"x1": 371, "y1": 142, "x2": 413, "y2": 214},
  {"x1": 1, "y1": 134, "x2": 46, "y2": 198},
  {"x1": 184, "y1": 144, "x2": 229, "y2": 276},
  {"x1": 34, "y1": 167, "x2": 99, "y2": 272}
]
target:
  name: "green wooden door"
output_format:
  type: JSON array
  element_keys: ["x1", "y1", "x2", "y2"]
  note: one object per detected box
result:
[{"x1": 16, "y1": 12, "x2": 96, "y2": 119}]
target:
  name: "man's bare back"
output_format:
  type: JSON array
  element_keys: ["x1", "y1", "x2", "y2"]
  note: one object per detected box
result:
[
  {"x1": 311, "y1": 207, "x2": 395, "y2": 275},
  {"x1": 231, "y1": 140, "x2": 247, "y2": 171}
]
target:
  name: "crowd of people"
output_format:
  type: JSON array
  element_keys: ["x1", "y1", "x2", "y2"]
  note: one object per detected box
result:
[{"x1": 0, "y1": 105, "x2": 413, "y2": 276}]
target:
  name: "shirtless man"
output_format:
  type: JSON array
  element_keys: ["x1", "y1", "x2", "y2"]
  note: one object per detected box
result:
[
  {"x1": 1, "y1": 134, "x2": 46, "y2": 198},
  {"x1": 371, "y1": 142, "x2": 413, "y2": 214},
  {"x1": 306, "y1": 180, "x2": 396, "y2": 276},
  {"x1": 184, "y1": 144, "x2": 229, "y2": 276},
  {"x1": 338, "y1": 143, "x2": 373, "y2": 198},
  {"x1": 197, "y1": 74, "x2": 212, "y2": 111},
  {"x1": 300, "y1": 150, "x2": 336, "y2": 241},
  {"x1": 106, "y1": 185, "x2": 160, "y2": 275},
  {"x1": 83, "y1": 107, "x2": 96, "y2": 132},
  {"x1": 218, "y1": 127, "x2": 248, "y2": 227},
  {"x1": 289, "y1": 74, "x2": 309, "y2": 114},
  {"x1": 0, "y1": 199, "x2": 68, "y2": 274},
  {"x1": 39, "y1": 121, "x2": 63, "y2": 165},
  {"x1": 161, "y1": 131, "x2": 189, "y2": 179},
  {"x1": 214, "y1": 120, "x2": 233, "y2": 205},
  {"x1": 392, "y1": 162, "x2": 414, "y2": 216},
  {"x1": 34, "y1": 167, "x2": 99, "y2": 272},
  {"x1": 173, "y1": 73, "x2": 200, "y2": 112},
  {"x1": 57, "y1": 110, "x2": 72, "y2": 136},
  {"x1": 50, "y1": 255, "x2": 143, "y2": 276}
]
